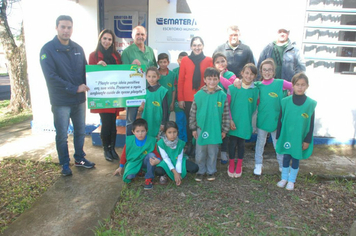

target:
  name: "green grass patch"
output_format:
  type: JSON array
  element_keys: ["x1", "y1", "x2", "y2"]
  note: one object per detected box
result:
[
  {"x1": 0, "y1": 159, "x2": 60, "y2": 233},
  {"x1": 0, "y1": 100, "x2": 32, "y2": 129}
]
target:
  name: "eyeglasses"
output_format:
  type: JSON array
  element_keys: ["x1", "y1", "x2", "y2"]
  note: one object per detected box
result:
[{"x1": 262, "y1": 69, "x2": 273, "y2": 73}]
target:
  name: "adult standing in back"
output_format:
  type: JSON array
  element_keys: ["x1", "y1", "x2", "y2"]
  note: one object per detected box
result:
[
  {"x1": 89, "y1": 29, "x2": 124, "y2": 162},
  {"x1": 178, "y1": 36, "x2": 213, "y2": 156},
  {"x1": 121, "y1": 26, "x2": 157, "y2": 136},
  {"x1": 214, "y1": 25, "x2": 255, "y2": 77},
  {"x1": 257, "y1": 26, "x2": 305, "y2": 81}
]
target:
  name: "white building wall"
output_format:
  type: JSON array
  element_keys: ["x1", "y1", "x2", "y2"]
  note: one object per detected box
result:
[
  {"x1": 22, "y1": 0, "x2": 356, "y2": 140},
  {"x1": 22, "y1": 0, "x2": 99, "y2": 131}
]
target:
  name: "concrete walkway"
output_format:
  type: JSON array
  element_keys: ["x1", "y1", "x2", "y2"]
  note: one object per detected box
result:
[
  {"x1": 1, "y1": 120, "x2": 355, "y2": 235},
  {"x1": 1, "y1": 120, "x2": 124, "y2": 236}
]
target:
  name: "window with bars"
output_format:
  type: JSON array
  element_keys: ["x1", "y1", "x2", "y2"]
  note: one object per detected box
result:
[{"x1": 303, "y1": 0, "x2": 356, "y2": 74}]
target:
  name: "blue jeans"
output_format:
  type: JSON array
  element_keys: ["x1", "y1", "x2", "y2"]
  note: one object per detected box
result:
[
  {"x1": 126, "y1": 107, "x2": 138, "y2": 136},
  {"x1": 51, "y1": 102, "x2": 86, "y2": 165},
  {"x1": 143, "y1": 152, "x2": 158, "y2": 179},
  {"x1": 254, "y1": 128, "x2": 283, "y2": 168},
  {"x1": 175, "y1": 111, "x2": 187, "y2": 142}
]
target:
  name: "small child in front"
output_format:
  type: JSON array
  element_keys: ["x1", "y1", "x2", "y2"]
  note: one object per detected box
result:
[
  {"x1": 155, "y1": 121, "x2": 199, "y2": 185},
  {"x1": 189, "y1": 67, "x2": 230, "y2": 182},
  {"x1": 138, "y1": 66, "x2": 168, "y2": 138},
  {"x1": 173, "y1": 52, "x2": 188, "y2": 142},
  {"x1": 227, "y1": 63, "x2": 259, "y2": 178},
  {"x1": 276, "y1": 72, "x2": 317, "y2": 190},
  {"x1": 157, "y1": 53, "x2": 176, "y2": 114},
  {"x1": 113, "y1": 118, "x2": 161, "y2": 190}
]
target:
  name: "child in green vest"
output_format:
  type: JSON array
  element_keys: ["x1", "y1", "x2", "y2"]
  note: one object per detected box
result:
[
  {"x1": 213, "y1": 52, "x2": 236, "y2": 164},
  {"x1": 189, "y1": 67, "x2": 230, "y2": 181},
  {"x1": 113, "y1": 118, "x2": 162, "y2": 190},
  {"x1": 276, "y1": 72, "x2": 316, "y2": 190},
  {"x1": 227, "y1": 63, "x2": 259, "y2": 178},
  {"x1": 158, "y1": 53, "x2": 176, "y2": 114},
  {"x1": 155, "y1": 121, "x2": 199, "y2": 185},
  {"x1": 254, "y1": 58, "x2": 293, "y2": 176},
  {"x1": 173, "y1": 52, "x2": 188, "y2": 142},
  {"x1": 138, "y1": 67, "x2": 168, "y2": 138}
]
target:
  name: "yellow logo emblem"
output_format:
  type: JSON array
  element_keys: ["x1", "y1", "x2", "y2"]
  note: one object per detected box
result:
[
  {"x1": 143, "y1": 150, "x2": 148, "y2": 155},
  {"x1": 248, "y1": 97, "x2": 253, "y2": 103},
  {"x1": 217, "y1": 102, "x2": 222, "y2": 107},
  {"x1": 268, "y1": 92, "x2": 278, "y2": 98},
  {"x1": 152, "y1": 101, "x2": 160, "y2": 106},
  {"x1": 168, "y1": 83, "x2": 172, "y2": 87},
  {"x1": 301, "y1": 113, "x2": 309, "y2": 118}
]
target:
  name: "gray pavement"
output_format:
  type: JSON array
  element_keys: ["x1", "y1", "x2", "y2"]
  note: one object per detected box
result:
[{"x1": 0, "y1": 120, "x2": 355, "y2": 235}]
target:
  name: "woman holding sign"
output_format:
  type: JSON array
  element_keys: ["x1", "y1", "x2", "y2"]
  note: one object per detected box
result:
[{"x1": 89, "y1": 29, "x2": 124, "y2": 162}]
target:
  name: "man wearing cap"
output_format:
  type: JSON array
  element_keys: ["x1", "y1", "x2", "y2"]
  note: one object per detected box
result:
[
  {"x1": 214, "y1": 25, "x2": 255, "y2": 77},
  {"x1": 257, "y1": 27, "x2": 305, "y2": 81}
]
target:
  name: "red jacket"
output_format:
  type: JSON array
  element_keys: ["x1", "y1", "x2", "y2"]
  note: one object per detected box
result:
[
  {"x1": 177, "y1": 56, "x2": 213, "y2": 102},
  {"x1": 88, "y1": 50, "x2": 125, "y2": 114}
]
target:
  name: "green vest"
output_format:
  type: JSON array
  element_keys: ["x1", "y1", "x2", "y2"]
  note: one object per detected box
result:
[
  {"x1": 142, "y1": 86, "x2": 168, "y2": 137},
  {"x1": 159, "y1": 70, "x2": 176, "y2": 111},
  {"x1": 194, "y1": 89, "x2": 227, "y2": 145},
  {"x1": 218, "y1": 70, "x2": 234, "y2": 94},
  {"x1": 157, "y1": 139, "x2": 187, "y2": 180},
  {"x1": 276, "y1": 96, "x2": 317, "y2": 159},
  {"x1": 172, "y1": 67, "x2": 184, "y2": 113},
  {"x1": 256, "y1": 79, "x2": 284, "y2": 132},
  {"x1": 123, "y1": 135, "x2": 156, "y2": 183},
  {"x1": 228, "y1": 84, "x2": 259, "y2": 139}
]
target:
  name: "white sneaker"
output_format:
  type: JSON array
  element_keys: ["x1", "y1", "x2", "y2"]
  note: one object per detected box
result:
[
  {"x1": 286, "y1": 182, "x2": 295, "y2": 190},
  {"x1": 277, "y1": 180, "x2": 287, "y2": 188},
  {"x1": 253, "y1": 164, "x2": 263, "y2": 175},
  {"x1": 279, "y1": 167, "x2": 282, "y2": 172}
]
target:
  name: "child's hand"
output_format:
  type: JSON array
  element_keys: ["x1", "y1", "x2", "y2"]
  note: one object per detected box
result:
[
  {"x1": 230, "y1": 120, "x2": 236, "y2": 130},
  {"x1": 138, "y1": 101, "x2": 145, "y2": 112},
  {"x1": 173, "y1": 170, "x2": 182, "y2": 186},
  {"x1": 233, "y1": 78, "x2": 242, "y2": 89},
  {"x1": 221, "y1": 132, "x2": 226, "y2": 139},
  {"x1": 149, "y1": 156, "x2": 160, "y2": 166},
  {"x1": 192, "y1": 131, "x2": 198, "y2": 139},
  {"x1": 302, "y1": 142, "x2": 309, "y2": 150},
  {"x1": 160, "y1": 124, "x2": 164, "y2": 131},
  {"x1": 113, "y1": 167, "x2": 123, "y2": 176},
  {"x1": 178, "y1": 101, "x2": 185, "y2": 109}
]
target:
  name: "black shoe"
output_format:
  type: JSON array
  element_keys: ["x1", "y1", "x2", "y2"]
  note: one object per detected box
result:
[
  {"x1": 101, "y1": 135, "x2": 113, "y2": 162},
  {"x1": 110, "y1": 131, "x2": 119, "y2": 160}
]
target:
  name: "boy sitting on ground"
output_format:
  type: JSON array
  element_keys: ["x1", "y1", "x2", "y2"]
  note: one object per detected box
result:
[{"x1": 113, "y1": 118, "x2": 161, "y2": 190}]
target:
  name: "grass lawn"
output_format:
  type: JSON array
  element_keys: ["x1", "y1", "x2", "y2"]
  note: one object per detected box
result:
[
  {"x1": 93, "y1": 165, "x2": 355, "y2": 235},
  {"x1": 0, "y1": 100, "x2": 32, "y2": 129}
]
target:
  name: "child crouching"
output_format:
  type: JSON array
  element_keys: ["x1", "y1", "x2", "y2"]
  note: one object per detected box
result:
[{"x1": 113, "y1": 118, "x2": 161, "y2": 190}]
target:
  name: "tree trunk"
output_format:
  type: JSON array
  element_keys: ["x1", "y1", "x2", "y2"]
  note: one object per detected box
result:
[{"x1": 0, "y1": 0, "x2": 30, "y2": 113}]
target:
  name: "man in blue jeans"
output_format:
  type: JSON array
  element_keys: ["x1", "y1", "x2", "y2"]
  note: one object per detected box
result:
[{"x1": 40, "y1": 15, "x2": 95, "y2": 176}]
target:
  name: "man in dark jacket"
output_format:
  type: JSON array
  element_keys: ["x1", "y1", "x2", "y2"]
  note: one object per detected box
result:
[
  {"x1": 213, "y1": 25, "x2": 255, "y2": 77},
  {"x1": 257, "y1": 27, "x2": 306, "y2": 81},
  {"x1": 40, "y1": 15, "x2": 95, "y2": 176}
]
